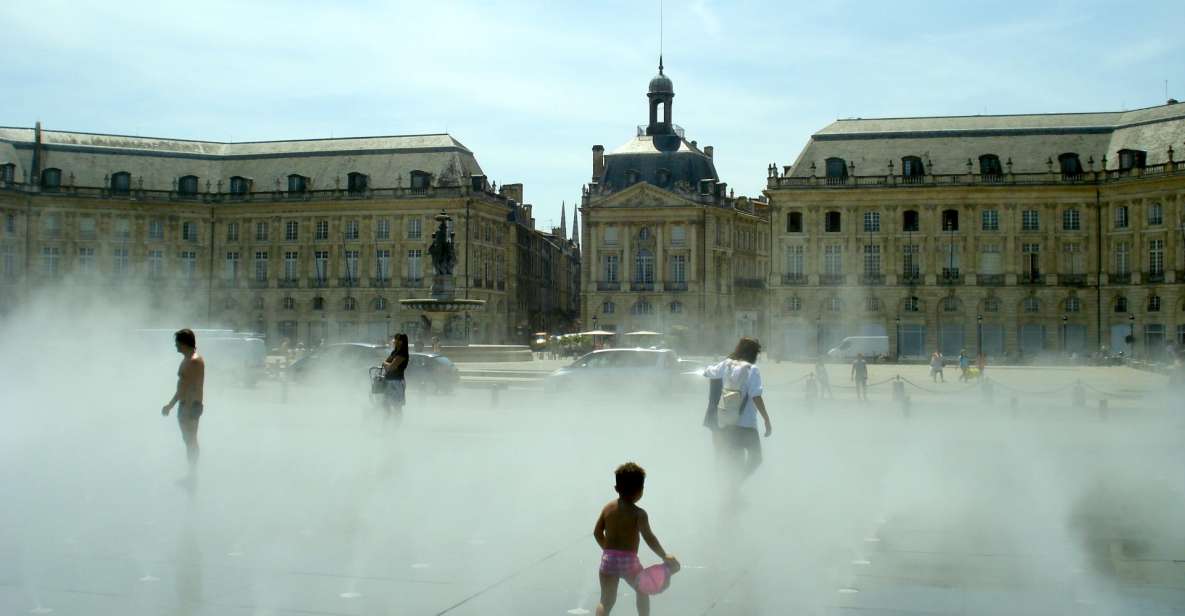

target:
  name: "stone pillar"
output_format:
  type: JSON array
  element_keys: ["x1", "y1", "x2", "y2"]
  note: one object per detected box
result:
[{"x1": 655, "y1": 222, "x2": 664, "y2": 285}]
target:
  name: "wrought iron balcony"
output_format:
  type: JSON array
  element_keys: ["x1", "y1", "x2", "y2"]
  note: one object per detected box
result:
[
  {"x1": 977, "y1": 274, "x2": 1004, "y2": 286},
  {"x1": 1020, "y1": 273, "x2": 1045, "y2": 285},
  {"x1": 1110, "y1": 272, "x2": 1132, "y2": 284},
  {"x1": 308, "y1": 277, "x2": 329, "y2": 288},
  {"x1": 1059, "y1": 274, "x2": 1087, "y2": 287},
  {"x1": 781, "y1": 273, "x2": 807, "y2": 285},
  {"x1": 402, "y1": 277, "x2": 424, "y2": 288},
  {"x1": 664, "y1": 281, "x2": 688, "y2": 292},
  {"x1": 339, "y1": 276, "x2": 358, "y2": 288},
  {"x1": 859, "y1": 273, "x2": 885, "y2": 286},
  {"x1": 1146, "y1": 270, "x2": 1165, "y2": 283},
  {"x1": 596, "y1": 281, "x2": 621, "y2": 291},
  {"x1": 278, "y1": 278, "x2": 300, "y2": 288},
  {"x1": 819, "y1": 273, "x2": 845, "y2": 286},
  {"x1": 630, "y1": 281, "x2": 655, "y2": 291},
  {"x1": 900, "y1": 273, "x2": 922, "y2": 286},
  {"x1": 370, "y1": 277, "x2": 391, "y2": 288}
]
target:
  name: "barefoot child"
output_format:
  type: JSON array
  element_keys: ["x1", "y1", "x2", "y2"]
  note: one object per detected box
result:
[{"x1": 594, "y1": 462, "x2": 679, "y2": 616}]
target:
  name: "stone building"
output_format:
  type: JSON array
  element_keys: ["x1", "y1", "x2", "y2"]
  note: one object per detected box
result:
[
  {"x1": 511, "y1": 201, "x2": 581, "y2": 338},
  {"x1": 580, "y1": 62, "x2": 770, "y2": 353},
  {"x1": 0, "y1": 124, "x2": 525, "y2": 345},
  {"x1": 765, "y1": 102, "x2": 1185, "y2": 360}
]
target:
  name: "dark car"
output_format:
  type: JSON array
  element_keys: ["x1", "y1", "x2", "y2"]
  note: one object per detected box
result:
[{"x1": 289, "y1": 343, "x2": 459, "y2": 394}]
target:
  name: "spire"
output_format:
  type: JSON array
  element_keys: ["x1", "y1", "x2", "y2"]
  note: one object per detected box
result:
[
  {"x1": 658, "y1": 55, "x2": 664, "y2": 75},
  {"x1": 571, "y1": 203, "x2": 580, "y2": 245},
  {"x1": 560, "y1": 201, "x2": 567, "y2": 239}
]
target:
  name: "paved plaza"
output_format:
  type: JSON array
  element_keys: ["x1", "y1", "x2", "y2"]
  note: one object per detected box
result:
[{"x1": 1, "y1": 359, "x2": 1182, "y2": 615}]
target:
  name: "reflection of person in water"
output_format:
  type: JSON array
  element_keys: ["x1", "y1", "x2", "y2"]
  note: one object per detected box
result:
[{"x1": 175, "y1": 521, "x2": 203, "y2": 616}]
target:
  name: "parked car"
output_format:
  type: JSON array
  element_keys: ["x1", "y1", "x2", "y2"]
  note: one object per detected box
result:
[
  {"x1": 543, "y1": 348, "x2": 700, "y2": 396},
  {"x1": 289, "y1": 343, "x2": 459, "y2": 394},
  {"x1": 827, "y1": 336, "x2": 890, "y2": 362}
]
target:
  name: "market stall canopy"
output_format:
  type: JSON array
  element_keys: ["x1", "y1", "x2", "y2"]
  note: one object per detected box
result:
[
  {"x1": 623, "y1": 331, "x2": 663, "y2": 336},
  {"x1": 580, "y1": 330, "x2": 617, "y2": 336}
]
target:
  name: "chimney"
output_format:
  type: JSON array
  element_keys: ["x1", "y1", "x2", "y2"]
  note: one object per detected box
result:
[
  {"x1": 524, "y1": 204, "x2": 534, "y2": 229},
  {"x1": 592, "y1": 145, "x2": 605, "y2": 180},
  {"x1": 470, "y1": 174, "x2": 487, "y2": 192},
  {"x1": 32, "y1": 120, "x2": 44, "y2": 178},
  {"x1": 499, "y1": 182, "x2": 524, "y2": 204},
  {"x1": 704, "y1": 145, "x2": 714, "y2": 159}
]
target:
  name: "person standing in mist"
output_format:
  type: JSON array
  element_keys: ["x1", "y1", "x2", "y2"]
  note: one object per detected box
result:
[
  {"x1": 850, "y1": 353, "x2": 869, "y2": 401},
  {"x1": 161, "y1": 329, "x2": 205, "y2": 476},
  {"x1": 930, "y1": 351, "x2": 945, "y2": 383},
  {"x1": 814, "y1": 358, "x2": 833, "y2": 399},
  {"x1": 703, "y1": 337, "x2": 772, "y2": 481},
  {"x1": 382, "y1": 333, "x2": 409, "y2": 415}
]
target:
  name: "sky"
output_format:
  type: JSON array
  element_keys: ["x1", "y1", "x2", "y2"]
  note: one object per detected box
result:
[{"x1": 2, "y1": 0, "x2": 1183, "y2": 231}]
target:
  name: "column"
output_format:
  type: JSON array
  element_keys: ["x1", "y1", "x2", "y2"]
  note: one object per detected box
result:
[{"x1": 655, "y1": 222, "x2": 664, "y2": 286}]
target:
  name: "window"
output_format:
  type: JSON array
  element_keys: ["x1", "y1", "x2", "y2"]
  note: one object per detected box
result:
[
  {"x1": 285, "y1": 220, "x2": 299, "y2": 241},
  {"x1": 656, "y1": 168, "x2": 671, "y2": 186},
  {"x1": 904, "y1": 296, "x2": 920, "y2": 312},
  {"x1": 942, "y1": 296, "x2": 960, "y2": 312},
  {"x1": 1148, "y1": 295, "x2": 1161, "y2": 312},
  {"x1": 823, "y1": 244, "x2": 843, "y2": 275},
  {"x1": 824, "y1": 211, "x2": 841, "y2": 233},
  {"x1": 1063, "y1": 243, "x2": 1084, "y2": 274},
  {"x1": 901, "y1": 156, "x2": 925, "y2": 179},
  {"x1": 785, "y1": 211, "x2": 804, "y2": 233},
  {"x1": 603, "y1": 254, "x2": 619, "y2": 282},
  {"x1": 111, "y1": 171, "x2": 131, "y2": 195},
  {"x1": 638, "y1": 227, "x2": 651, "y2": 241},
  {"x1": 631, "y1": 300, "x2": 654, "y2": 315},
  {"x1": 1148, "y1": 202, "x2": 1163, "y2": 226},
  {"x1": 313, "y1": 297, "x2": 325, "y2": 311},
  {"x1": 634, "y1": 249, "x2": 654, "y2": 283},
  {"x1": 347, "y1": 172, "x2": 368, "y2": 194},
  {"x1": 407, "y1": 217, "x2": 422, "y2": 240},
  {"x1": 105, "y1": 246, "x2": 126, "y2": 276},
  {"x1": 147, "y1": 249, "x2": 164, "y2": 278},
  {"x1": 181, "y1": 221, "x2": 198, "y2": 242},
  {"x1": 407, "y1": 249, "x2": 422, "y2": 279},
  {"x1": 178, "y1": 175, "x2": 199, "y2": 196},
  {"x1": 288, "y1": 174, "x2": 308, "y2": 194},
  {"x1": 225, "y1": 251, "x2": 240, "y2": 279},
  {"x1": 180, "y1": 251, "x2": 197, "y2": 279},
  {"x1": 78, "y1": 217, "x2": 96, "y2": 239},
  {"x1": 374, "y1": 297, "x2": 387, "y2": 311},
  {"x1": 1062, "y1": 209, "x2": 1080, "y2": 231},
  {"x1": 148, "y1": 219, "x2": 164, "y2": 240},
  {"x1": 111, "y1": 218, "x2": 130, "y2": 240},
  {"x1": 255, "y1": 221, "x2": 269, "y2": 241},
  {"x1": 983, "y1": 297, "x2": 999, "y2": 312},
  {"x1": 344, "y1": 249, "x2": 359, "y2": 280},
  {"x1": 902, "y1": 210, "x2": 919, "y2": 232},
  {"x1": 1066, "y1": 296, "x2": 1081, "y2": 313},
  {"x1": 863, "y1": 244, "x2": 881, "y2": 275},
  {"x1": 1058, "y1": 153, "x2": 1083, "y2": 177},
  {"x1": 39, "y1": 246, "x2": 60, "y2": 276},
  {"x1": 978, "y1": 209, "x2": 998, "y2": 232},
  {"x1": 601, "y1": 226, "x2": 619, "y2": 246},
  {"x1": 1115, "y1": 206, "x2": 1129, "y2": 229},
  {"x1": 670, "y1": 301, "x2": 683, "y2": 314},
  {"x1": 376, "y1": 219, "x2": 390, "y2": 240},
  {"x1": 230, "y1": 176, "x2": 250, "y2": 196},
  {"x1": 979, "y1": 154, "x2": 1003, "y2": 177},
  {"x1": 602, "y1": 301, "x2": 616, "y2": 314},
  {"x1": 865, "y1": 297, "x2": 881, "y2": 312},
  {"x1": 785, "y1": 245, "x2": 805, "y2": 276},
  {"x1": 283, "y1": 251, "x2": 298, "y2": 280},
  {"x1": 376, "y1": 249, "x2": 390, "y2": 279},
  {"x1": 226, "y1": 222, "x2": 239, "y2": 242},
  {"x1": 1115, "y1": 242, "x2": 1130, "y2": 274},
  {"x1": 827, "y1": 297, "x2": 843, "y2": 313},
  {"x1": 1023, "y1": 297, "x2": 1040, "y2": 313},
  {"x1": 825, "y1": 158, "x2": 848, "y2": 182},
  {"x1": 41, "y1": 168, "x2": 61, "y2": 190},
  {"x1": 1118, "y1": 149, "x2": 1147, "y2": 171},
  {"x1": 1115, "y1": 296, "x2": 1128, "y2": 313},
  {"x1": 903, "y1": 244, "x2": 920, "y2": 278},
  {"x1": 5, "y1": 212, "x2": 16, "y2": 234},
  {"x1": 254, "y1": 251, "x2": 268, "y2": 281},
  {"x1": 863, "y1": 211, "x2": 881, "y2": 233},
  {"x1": 941, "y1": 241, "x2": 960, "y2": 277},
  {"x1": 409, "y1": 170, "x2": 431, "y2": 190},
  {"x1": 1022, "y1": 210, "x2": 1040, "y2": 231},
  {"x1": 671, "y1": 225, "x2": 686, "y2": 245},
  {"x1": 1149, "y1": 239, "x2": 1164, "y2": 275},
  {"x1": 979, "y1": 244, "x2": 1002, "y2": 275},
  {"x1": 1023, "y1": 243, "x2": 1041, "y2": 277},
  {"x1": 344, "y1": 297, "x2": 357, "y2": 312},
  {"x1": 0, "y1": 163, "x2": 14, "y2": 183},
  {"x1": 77, "y1": 247, "x2": 95, "y2": 275},
  {"x1": 283, "y1": 297, "x2": 296, "y2": 311},
  {"x1": 786, "y1": 297, "x2": 802, "y2": 312},
  {"x1": 671, "y1": 254, "x2": 686, "y2": 282},
  {"x1": 314, "y1": 251, "x2": 329, "y2": 281},
  {"x1": 938, "y1": 209, "x2": 957, "y2": 231}
]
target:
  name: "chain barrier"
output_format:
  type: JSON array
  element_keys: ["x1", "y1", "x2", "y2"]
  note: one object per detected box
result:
[{"x1": 780, "y1": 372, "x2": 1158, "y2": 400}]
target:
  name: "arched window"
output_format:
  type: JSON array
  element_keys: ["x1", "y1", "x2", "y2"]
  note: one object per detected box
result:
[
  {"x1": 1148, "y1": 295, "x2": 1162, "y2": 312},
  {"x1": 230, "y1": 176, "x2": 251, "y2": 196},
  {"x1": 347, "y1": 172, "x2": 368, "y2": 195},
  {"x1": 111, "y1": 171, "x2": 131, "y2": 195},
  {"x1": 374, "y1": 297, "x2": 387, "y2": 311},
  {"x1": 827, "y1": 296, "x2": 843, "y2": 313},
  {"x1": 669, "y1": 301, "x2": 683, "y2": 314},
  {"x1": 1114, "y1": 205, "x2": 1129, "y2": 229},
  {"x1": 825, "y1": 157, "x2": 848, "y2": 183},
  {"x1": 1066, "y1": 296, "x2": 1081, "y2": 313},
  {"x1": 178, "y1": 175, "x2": 199, "y2": 196},
  {"x1": 638, "y1": 227, "x2": 651, "y2": 240},
  {"x1": 41, "y1": 168, "x2": 62, "y2": 190},
  {"x1": 786, "y1": 297, "x2": 801, "y2": 312},
  {"x1": 1114, "y1": 296, "x2": 1128, "y2": 313},
  {"x1": 942, "y1": 296, "x2": 961, "y2": 312},
  {"x1": 978, "y1": 154, "x2": 1003, "y2": 178},
  {"x1": 631, "y1": 300, "x2": 653, "y2": 315},
  {"x1": 288, "y1": 174, "x2": 308, "y2": 194},
  {"x1": 865, "y1": 296, "x2": 881, "y2": 312},
  {"x1": 602, "y1": 301, "x2": 616, "y2": 314},
  {"x1": 282, "y1": 297, "x2": 296, "y2": 311},
  {"x1": 902, "y1": 210, "x2": 920, "y2": 232},
  {"x1": 787, "y1": 211, "x2": 803, "y2": 233},
  {"x1": 312, "y1": 296, "x2": 325, "y2": 311},
  {"x1": 1058, "y1": 153, "x2": 1083, "y2": 178},
  {"x1": 824, "y1": 211, "x2": 841, "y2": 233},
  {"x1": 904, "y1": 296, "x2": 920, "y2": 312},
  {"x1": 1023, "y1": 297, "x2": 1040, "y2": 313},
  {"x1": 409, "y1": 170, "x2": 431, "y2": 190},
  {"x1": 343, "y1": 297, "x2": 357, "y2": 311},
  {"x1": 983, "y1": 297, "x2": 1000, "y2": 312},
  {"x1": 941, "y1": 209, "x2": 959, "y2": 231},
  {"x1": 901, "y1": 156, "x2": 925, "y2": 180},
  {"x1": 634, "y1": 249, "x2": 654, "y2": 283}
]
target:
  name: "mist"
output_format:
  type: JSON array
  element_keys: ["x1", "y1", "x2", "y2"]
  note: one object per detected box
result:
[{"x1": 1, "y1": 283, "x2": 1182, "y2": 615}]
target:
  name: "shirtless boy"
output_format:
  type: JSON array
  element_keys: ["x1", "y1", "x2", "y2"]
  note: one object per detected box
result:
[
  {"x1": 161, "y1": 328, "x2": 205, "y2": 475},
  {"x1": 593, "y1": 462, "x2": 678, "y2": 616}
]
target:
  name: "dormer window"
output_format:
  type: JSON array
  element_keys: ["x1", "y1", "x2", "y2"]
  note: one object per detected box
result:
[
  {"x1": 656, "y1": 168, "x2": 671, "y2": 186},
  {"x1": 178, "y1": 175, "x2": 199, "y2": 196},
  {"x1": 978, "y1": 154, "x2": 1003, "y2": 177},
  {"x1": 1118, "y1": 149, "x2": 1146, "y2": 171},
  {"x1": 409, "y1": 170, "x2": 431, "y2": 190},
  {"x1": 1058, "y1": 153, "x2": 1083, "y2": 178},
  {"x1": 288, "y1": 174, "x2": 308, "y2": 194},
  {"x1": 625, "y1": 170, "x2": 640, "y2": 185},
  {"x1": 111, "y1": 171, "x2": 131, "y2": 195},
  {"x1": 0, "y1": 163, "x2": 14, "y2": 183},
  {"x1": 41, "y1": 168, "x2": 61, "y2": 190},
  {"x1": 229, "y1": 176, "x2": 250, "y2": 196},
  {"x1": 901, "y1": 156, "x2": 925, "y2": 179},
  {"x1": 825, "y1": 158, "x2": 847, "y2": 183},
  {"x1": 347, "y1": 172, "x2": 368, "y2": 195}
]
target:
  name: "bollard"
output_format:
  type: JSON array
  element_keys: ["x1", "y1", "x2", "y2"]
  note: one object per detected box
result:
[
  {"x1": 1098, "y1": 398, "x2": 1109, "y2": 421},
  {"x1": 1071, "y1": 381, "x2": 1086, "y2": 408}
]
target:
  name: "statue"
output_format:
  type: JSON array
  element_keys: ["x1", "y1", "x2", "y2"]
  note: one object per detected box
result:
[{"x1": 428, "y1": 211, "x2": 456, "y2": 276}]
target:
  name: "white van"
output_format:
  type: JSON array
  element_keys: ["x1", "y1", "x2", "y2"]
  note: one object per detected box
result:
[{"x1": 827, "y1": 336, "x2": 890, "y2": 361}]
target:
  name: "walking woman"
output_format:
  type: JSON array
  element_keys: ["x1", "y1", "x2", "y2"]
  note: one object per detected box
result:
[
  {"x1": 382, "y1": 333, "x2": 409, "y2": 419},
  {"x1": 703, "y1": 337, "x2": 773, "y2": 482}
]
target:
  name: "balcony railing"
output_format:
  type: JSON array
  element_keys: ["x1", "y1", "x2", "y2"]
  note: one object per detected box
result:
[
  {"x1": 664, "y1": 281, "x2": 688, "y2": 292},
  {"x1": 1110, "y1": 272, "x2": 1132, "y2": 284},
  {"x1": 339, "y1": 276, "x2": 358, "y2": 288},
  {"x1": 939, "y1": 269, "x2": 961, "y2": 286},
  {"x1": 819, "y1": 273, "x2": 845, "y2": 286},
  {"x1": 781, "y1": 273, "x2": 807, "y2": 285},
  {"x1": 630, "y1": 281, "x2": 655, "y2": 291},
  {"x1": 597, "y1": 281, "x2": 621, "y2": 291},
  {"x1": 734, "y1": 278, "x2": 766, "y2": 289},
  {"x1": 402, "y1": 277, "x2": 424, "y2": 288},
  {"x1": 1059, "y1": 273, "x2": 1087, "y2": 287},
  {"x1": 308, "y1": 277, "x2": 329, "y2": 288},
  {"x1": 978, "y1": 274, "x2": 1004, "y2": 286},
  {"x1": 278, "y1": 278, "x2": 300, "y2": 288},
  {"x1": 248, "y1": 278, "x2": 269, "y2": 289},
  {"x1": 1146, "y1": 270, "x2": 1165, "y2": 283},
  {"x1": 371, "y1": 277, "x2": 391, "y2": 288},
  {"x1": 765, "y1": 160, "x2": 1185, "y2": 190},
  {"x1": 901, "y1": 272, "x2": 922, "y2": 285},
  {"x1": 859, "y1": 273, "x2": 885, "y2": 286},
  {"x1": 1020, "y1": 273, "x2": 1045, "y2": 285}
]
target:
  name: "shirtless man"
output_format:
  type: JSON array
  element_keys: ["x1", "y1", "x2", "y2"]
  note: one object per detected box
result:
[{"x1": 162, "y1": 328, "x2": 205, "y2": 474}]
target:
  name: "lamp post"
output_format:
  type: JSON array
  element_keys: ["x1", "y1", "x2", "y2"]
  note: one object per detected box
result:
[
  {"x1": 1129, "y1": 313, "x2": 1136, "y2": 356},
  {"x1": 464, "y1": 312, "x2": 472, "y2": 345},
  {"x1": 895, "y1": 316, "x2": 901, "y2": 362},
  {"x1": 1061, "y1": 314, "x2": 1068, "y2": 354},
  {"x1": 977, "y1": 314, "x2": 983, "y2": 357},
  {"x1": 386, "y1": 313, "x2": 391, "y2": 338},
  {"x1": 816, "y1": 315, "x2": 822, "y2": 357}
]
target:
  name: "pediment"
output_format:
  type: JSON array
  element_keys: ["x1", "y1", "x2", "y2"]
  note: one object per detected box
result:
[{"x1": 591, "y1": 182, "x2": 703, "y2": 209}]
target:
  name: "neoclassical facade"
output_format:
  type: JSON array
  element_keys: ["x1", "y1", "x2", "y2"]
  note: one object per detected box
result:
[
  {"x1": 0, "y1": 125, "x2": 577, "y2": 345},
  {"x1": 765, "y1": 102, "x2": 1185, "y2": 360},
  {"x1": 580, "y1": 63, "x2": 770, "y2": 352}
]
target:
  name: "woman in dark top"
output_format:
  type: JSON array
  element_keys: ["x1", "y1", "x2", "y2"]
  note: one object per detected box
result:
[{"x1": 382, "y1": 333, "x2": 409, "y2": 416}]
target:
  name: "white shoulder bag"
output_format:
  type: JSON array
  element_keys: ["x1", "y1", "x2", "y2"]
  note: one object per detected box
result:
[{"x1": 716, "y1": 361, "x2": 751, "y2": 428}]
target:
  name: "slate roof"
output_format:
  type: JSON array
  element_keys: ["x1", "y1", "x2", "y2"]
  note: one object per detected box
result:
[
  {"x1": 789, "y1": 103, "x2": 1185, "y2": 177},
  {"x1": 599, "y1": 134, "x2": 718, "y2": 193},
  {"x1": 0, "y1": 128, "x2": 485, "y2": 191}
]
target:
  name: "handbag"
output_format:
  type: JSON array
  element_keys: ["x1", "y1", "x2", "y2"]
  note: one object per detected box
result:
[{"x1": 716, "y1": 361, "x2": 751, "y2": 428}]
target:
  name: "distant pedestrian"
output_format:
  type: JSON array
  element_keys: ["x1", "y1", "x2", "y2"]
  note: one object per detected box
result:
[
  {"x1": 161, "y1": 329, "x2": 205, "y2": 483},
  {"x1": 975, "y1": 353, "x2": 987, "y2": 381},
  {"x1": 804, "y1": 373, "x2": 818, "y2": 411},
  {"x1": 851, "y1": 353, "x2": 869, "y2": 401},
  {"x1": 382, "y1": 333, "x2": 409, "y2": 417},
  {"x1": 930, "y1": 351, "x2": 945, "y2": 383},
  {"x1": 815, "y1": 359, "x2": 833, "y2": 399},
  {"x1": 958, "y1": 351, "x2": 970, "y2": 382}
]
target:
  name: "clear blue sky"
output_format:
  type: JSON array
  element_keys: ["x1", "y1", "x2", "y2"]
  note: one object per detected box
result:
[{"x1": 2, "y1": 0, "x2": 1182, "y2": 230}]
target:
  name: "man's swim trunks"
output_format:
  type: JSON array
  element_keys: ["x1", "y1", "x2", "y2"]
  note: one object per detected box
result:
[{"x1": 179, "y1": 402, "x2": 204, "y2": 422}]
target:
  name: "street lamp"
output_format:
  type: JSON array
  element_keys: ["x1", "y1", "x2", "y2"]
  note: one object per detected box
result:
[
  {"x1": 895, "y1": 316, "x2": 901, "y2": 362},
  {"x1": 1129, "y1": 313, "x2": 1136, "y2": 356},
  {"x1": 592, "y1": 314, "x2": 598, "y2": 330},
  {"x1": 1061, "y1": 314, "x2": 1068, "y2": 354},
  {"x1": 816, "y1": 315, "x2": 822, "y2": 357},
  {"x1": 977, "y1": 314, "x2": 983, "y2": 357}
]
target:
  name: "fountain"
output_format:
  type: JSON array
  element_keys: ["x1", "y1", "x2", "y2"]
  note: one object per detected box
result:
[{"x1": 400, "y1": 211, "x2": 485, "y2": 343}]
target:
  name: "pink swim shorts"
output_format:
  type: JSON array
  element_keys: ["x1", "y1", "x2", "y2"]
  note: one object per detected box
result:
[{"x1": 599, "y1": 549, "x2": 642, "y2": 580}]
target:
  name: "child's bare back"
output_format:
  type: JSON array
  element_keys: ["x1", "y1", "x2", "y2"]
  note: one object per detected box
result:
[{"x1": 597, "y1": 499, "x2": 647, "y2": 553}]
